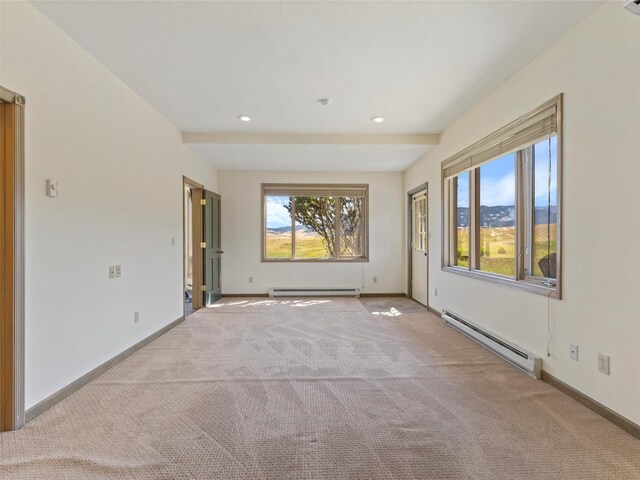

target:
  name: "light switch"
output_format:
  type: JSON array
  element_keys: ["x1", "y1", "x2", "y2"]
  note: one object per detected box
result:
[
  {"x1": 46, "y1": 179, "x2": 59, "y2": 197},
  {"x1": 109, "y1": 266, "x2": 115, "y2": 279}
]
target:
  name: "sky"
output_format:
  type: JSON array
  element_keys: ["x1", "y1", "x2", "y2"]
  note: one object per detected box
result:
[
  {"x1": 457, "y1": 136, "x2": 557, "y2": 208},
  {"x1": 266, "y1": 196, "x2": 292, "y2": 228}
]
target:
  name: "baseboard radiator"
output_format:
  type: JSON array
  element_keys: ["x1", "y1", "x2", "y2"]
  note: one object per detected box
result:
[
  {"x1": 269, "y1": 288, "x2": 360, "y2": 298},
  {"x1": 442, "y1": 309, "x2": 542, "y2": 379}
]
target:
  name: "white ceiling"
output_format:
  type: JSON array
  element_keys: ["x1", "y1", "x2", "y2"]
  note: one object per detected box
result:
[
  {"x1": 33, "y1": 1, "x2": 600, "y2": 171},
  {"x1": 187, "y1": 143, "x2": 434, "y2": 172}
]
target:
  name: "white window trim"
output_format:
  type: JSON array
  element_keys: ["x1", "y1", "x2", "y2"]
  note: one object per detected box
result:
[{"x1": 441, "y1": 95, "x2": 563, "y2": 298}]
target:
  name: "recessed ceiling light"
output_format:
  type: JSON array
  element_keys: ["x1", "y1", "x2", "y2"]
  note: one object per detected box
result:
[
  {"x1": 371, "y1": 116, "x2": 385, "y2": 123},
  {"x1": 237, "y1": 115, "x2": 251, "y2": 122}
]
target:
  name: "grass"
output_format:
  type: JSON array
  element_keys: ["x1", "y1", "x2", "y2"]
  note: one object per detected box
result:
[
  {"x1": 455, "y1": 224, "x2": 557, "y2": 277},
  {"x1": 265, "y1": 232, "x2": 329, "y2": 259}
]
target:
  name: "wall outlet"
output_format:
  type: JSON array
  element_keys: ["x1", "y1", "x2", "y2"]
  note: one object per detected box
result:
[
  {"x1": 598, "y1": 353, "x2": 610, "y2": 375},
  {"x1": 248, "y1": 276, "x2": 253, "y2": 283},
  {"x1": 569, "y1": 344, "x2": 578, "y2": 361},
  {"x1": 434, "y1": 288, "x2": 438, "y2": 297},
  {"x1": 115, "y1": 265, "x2": 122, "y2": 277},
  {"x1": 373, "y1": 276, "x2": 378, "y2": 283},
  {"x1": 109, "y1": 266, "x2": 115, "y2": 279},
  {"x1": 134, "y1": 311, "x2": 140, "y2": 324}
]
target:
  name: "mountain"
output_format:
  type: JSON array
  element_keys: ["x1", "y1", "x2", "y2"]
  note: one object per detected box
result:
[
  {"x1": 457, "y1": 205, "x2": 557, "y2": 228},
  {"x1": 267, "y1": 225, "x2": 313, "y2": 235}
]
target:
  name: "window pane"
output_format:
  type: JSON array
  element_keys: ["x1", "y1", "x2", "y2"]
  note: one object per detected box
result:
[
  {"x1": 340, "y1": 197, "x2": 364, "y2": 257},
  {"x1": 455, "y1": 172, "x2": 470, "y2": 267},
  {"x1": 293, "y1": 196, "x2": 334, "y2": 259},
  {"x1": 532, "y1": 136, "x2": 558, "y2": 278},
  {"x1": 265, "y1": 196, "x2": 292, "y2": 258},
  {"x1": 479, "y1": 153, "x2": 516, "y2": 276},
  {"x1": 412, "y1": 195, "x2": 426, "y2": 251},
  {"x1": 420, "y1": 198, "x2": 427, "y2": 250}
]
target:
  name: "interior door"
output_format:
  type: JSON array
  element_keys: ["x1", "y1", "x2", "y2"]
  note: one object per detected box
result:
[
  {"x1": 411, "y1": 190, "x2": 429, "y2": 306},
  {"x1": 203, "y1": 190, "x2": 222, "y2": 306}
]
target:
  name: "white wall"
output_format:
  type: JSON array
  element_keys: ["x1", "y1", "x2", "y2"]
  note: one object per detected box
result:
[
  {"x1": 405, "y1": 3, "x2": 640, "y2": 425},
  {"x1": 219, "y1": 171, "x2": 405, "y2": 295},
  {"x1": 0, "y1": 2, "x2": 218, "y2": 409}
]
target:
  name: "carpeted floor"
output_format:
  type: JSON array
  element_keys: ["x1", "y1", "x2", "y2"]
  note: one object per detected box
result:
[{"x1": 1, "y1": 297, "x2": 639, "y2": 479}]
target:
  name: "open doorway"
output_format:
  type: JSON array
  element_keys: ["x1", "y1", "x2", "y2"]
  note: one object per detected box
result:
[
  {"x1": 408, "y1": 183, "x2": 429, "y2": 307},
  {"x1": 183, "y1": 177, "x2": 204, "y2": 316}
]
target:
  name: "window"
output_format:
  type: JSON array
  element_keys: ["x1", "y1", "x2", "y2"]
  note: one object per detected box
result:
[
  {"x1": 412, "y1": 193, "x2": 427, "y2": 252},
  {"x1": 442, "y1": 95, "x2": 562, "y2": 297},
  {"x1": 454, "y1": 171, "x2": 470, "y2": 268},
  {"x1": 262, "y1": 184, "x2": 368, "y2": 262}
]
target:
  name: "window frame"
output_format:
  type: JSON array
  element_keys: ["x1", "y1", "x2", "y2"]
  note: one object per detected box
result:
[
  {"x1": 441, "y1": 95, "x2": 562, "y2": 298},
  {"x1": 261, "y1": 183, "x2": 369, "y2": 263}
]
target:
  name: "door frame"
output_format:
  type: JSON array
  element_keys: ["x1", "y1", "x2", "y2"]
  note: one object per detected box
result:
[
  {"x1": 407, "y1": 182, "x2": 429, "y2": 307},
  {"x1": 183, "y1": 177, "x2": 204, "y2": 315},
  {"x1": 1, "y1": 86, "x2": 26, "y2": 431}
]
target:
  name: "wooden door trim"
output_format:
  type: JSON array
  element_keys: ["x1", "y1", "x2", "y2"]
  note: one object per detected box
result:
[
  {"x1": 407, "y1": 183, "x2": 428, "y2": 306},
  {"x1": 1, "y1": 86, "x2": 25, "y2": 431},
  {"x1": 183, "y1": 177, "x2": 204, "y2": 312}
]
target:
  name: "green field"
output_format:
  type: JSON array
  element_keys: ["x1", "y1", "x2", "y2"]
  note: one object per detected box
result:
[
  {"x1": 266, "y1": 232, "x2": 329, "y2": 259},
  {"x1": 456, "y1": 224, "x2": 557, "y2": 277}
]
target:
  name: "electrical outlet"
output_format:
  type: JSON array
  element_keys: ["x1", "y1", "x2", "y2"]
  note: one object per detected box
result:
[
  {"x1": 248, "y1": 276, "x2": 253, "y2": 283},
  {"x1": 115, "y1": 265, "x2": 121, "y2": 277},
  {"x1": 569, "y1": 344, "x2": 578, "y2": 361},
  {"x1": 109, "y1": 266, "x2": 115, "y2": 279},
  {"x1": 134, "y1": 311, "x2": 140, "y2": 324},
  {"x1": 434, "y1": 288, "x2": 438, "y2": 297},
  {"x1": 598, "y1": 353, "x2": 610, "y2": 375},
  {"x1": 373, "y1": 276, "x2": 378, "y2": 283}
]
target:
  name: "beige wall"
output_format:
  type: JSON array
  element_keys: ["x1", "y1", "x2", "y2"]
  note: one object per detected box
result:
[
  {"x1": 0, "y1": 2, "x2": 218, "y2": 408},
  {"x1": 405, "y1": 3, "x2": 640, "y2": 425},
  {"x1": 218, "y1": 170, "x2": 405, "y2": 295}
]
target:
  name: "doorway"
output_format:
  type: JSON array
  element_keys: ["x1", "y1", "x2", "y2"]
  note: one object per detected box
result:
[
  {"x1": 408, "y1": 184, "x2": 429, "y2": 307},
  {"x1": 183, "y1": 178, "x2": 204, "y2": 316},
  {"x1": 1, "y1": 86, "x2": 25, "y2": 431},
  {"x1": 183, "y1": 178, "x2": 222, "y2": 314}
]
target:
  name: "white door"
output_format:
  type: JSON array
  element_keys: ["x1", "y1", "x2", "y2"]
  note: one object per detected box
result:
[{"x1": 411, "y1": 190, "x2": 428, "y2": 306}]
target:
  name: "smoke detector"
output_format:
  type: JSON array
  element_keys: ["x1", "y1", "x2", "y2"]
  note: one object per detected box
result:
[
  {"x1": 625, "y1": 0, "x2": 640, "y2": 14},
  {"x1": 317, "y1": 98, "x2": 332, "y2": 106}
]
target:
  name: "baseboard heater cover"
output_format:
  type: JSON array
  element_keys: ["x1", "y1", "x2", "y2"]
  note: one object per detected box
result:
[
  {"x1": 269, "y1": 288, "x2": 360, "y2": 298},
  {"x1": 442, "y1": 310, "x2": 542, "y2": 379}
]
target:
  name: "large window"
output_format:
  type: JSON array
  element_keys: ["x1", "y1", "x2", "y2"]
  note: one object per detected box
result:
[
  {"x1": 442, "y1": 96, "x2": 562, "y2": 296},
  {"x1": 262, "y1": 184, "x2": 368, "y2": 262}
]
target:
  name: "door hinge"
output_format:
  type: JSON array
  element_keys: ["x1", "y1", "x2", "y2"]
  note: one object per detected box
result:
[
  {"x1": 200, "y1": 242, "x2": 207, "y2": 248},
  {"x1": 200, "y1": 286, "x2": 207, "y2": 292},
  {"x1": 200, "y1": 199, "x2": 206, "y2": 206}
]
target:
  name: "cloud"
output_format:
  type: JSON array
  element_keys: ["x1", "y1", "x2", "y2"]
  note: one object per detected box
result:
[
  {"x1": 480, "y1": 171, "x2": 516, "y2": 206},
  {"x1": 266, "y1": 196, "x2": 292, "y2": 228}
]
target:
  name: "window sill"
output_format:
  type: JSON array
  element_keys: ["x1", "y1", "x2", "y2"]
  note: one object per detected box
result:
[
  {"x1": 262, "y1": 257, "x2": 369, "y2": 263},
  {"x1": 442, "y1": 266, "x2": 560, "y2": 299}
]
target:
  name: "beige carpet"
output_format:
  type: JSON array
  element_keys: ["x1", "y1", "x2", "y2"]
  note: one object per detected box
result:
[{"x1": 1, "y1": 297, "x2": 639, "y2": 479}]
